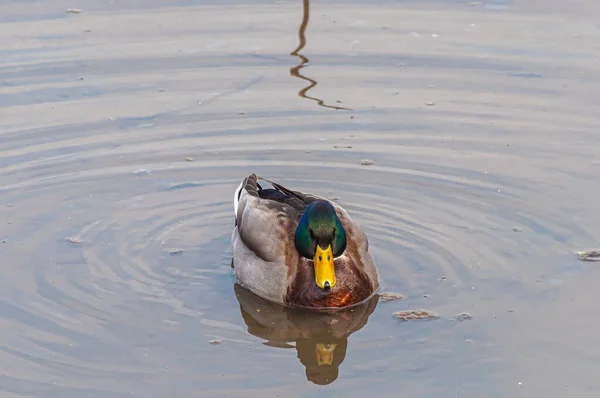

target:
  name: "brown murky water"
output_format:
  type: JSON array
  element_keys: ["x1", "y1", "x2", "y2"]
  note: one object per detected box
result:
[{"x1": 1, "y1": 0, "x2": 600, "y2": 397}]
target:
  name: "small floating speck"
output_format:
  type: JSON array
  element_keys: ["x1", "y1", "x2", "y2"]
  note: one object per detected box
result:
[
  {"x1": 379, "y1": 292, "x2": 405, "y2": 302},
  {"x1": 66, "y1": 237, "x2": 81, "y2": 245},
  {"x1": 456, "y1": 312, "x2": 473, "y2": 322},
  {"x1": 185, "y1": 157, "x2": 194, "y2": 162},
  {"x1": 169, "y1": 250, "x2": 184, "y2": 256},
  {"x1": 209, "y1": 340, "x2": 221, "y2": 345},
  {"x1": 512, "y1": 227, "x2": 523, "y2": 232},
  {"x1": 425, "y1": 101, "x2": 435, "y2": 106},
  {"x1": 393, "y1": 309, "x2": 439, "y2": 322},
  {"x1": 577, "y1": 250, "x2": 600, "y2": 262},
  {"x1": 66, "y1": 8, "x2": 83, "y2": 13},
  {"x1": 333, "y1": 145, "x2": 353, "y2": 149},
  {"x1": 133, "y1": 169, "x2": 151, "y2": 176},
  {"x1": 360, "y1": 159, "x2": 374, "y2": 166}
]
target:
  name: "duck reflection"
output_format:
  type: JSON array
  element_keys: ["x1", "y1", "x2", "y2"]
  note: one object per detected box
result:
[
  {"x1": 233, "y1": 283, "x2": 378, "y2": 385},
  {"x1": 290, "y1": 0, "x2": 351, "y2": 111}
]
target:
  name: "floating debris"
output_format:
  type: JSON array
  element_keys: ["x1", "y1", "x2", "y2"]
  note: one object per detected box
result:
[
  {"x1": 133, "y1": 168, "x2": 151, "y2": 176},
  {"x1": 456, "y1": 312, "x2": 473, "y2": 322},
  {"x1": 184, "y1": 157, "x2": 194, "y2": 162},
  {"x1": 393, "y1": 309, "x2": 439, "y2": 322},
  {"x1": 439, "y1": 276, "x2": 447, "y2": 281},
  {"x1": 577, "y1": 250, "x2": 600, "y2": 262},
  {"x1": 66, "y1": 8, "x2": 83, "y2": 13},
  {"x1": 360, "y1": 159, "x2": 374, "y2": 166},
  {"x1": 66, "y1": 237, "x2": 81, "y2": 245},
  {"x1": 208, "y1": 340, "x2": 221, "y2": 345},
  {"x1": 169, "y1": 249, "x2": 184, "y2": 256},
  {"x1": 379, "y1": 292, "x2": 405, "y2": 302},
  {"x1": 333, "y1": 145, "x2": 353, "y2": 149},
  {"x1": 425, "y1": 101, "x2": 435, "y2": 106},
  {"x1": 512, "y1": 227, "x2": 523, "y2": 232}
]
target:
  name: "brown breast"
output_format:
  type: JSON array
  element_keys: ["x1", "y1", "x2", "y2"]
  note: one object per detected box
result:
[{"x1": 284, "y1": 256, "x2": 374, "y2": 309}]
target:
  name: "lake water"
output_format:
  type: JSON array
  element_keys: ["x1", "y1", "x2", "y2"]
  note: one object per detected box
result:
[{"x1": 1, "y1": 0, "x2": 600, "y2": 397}]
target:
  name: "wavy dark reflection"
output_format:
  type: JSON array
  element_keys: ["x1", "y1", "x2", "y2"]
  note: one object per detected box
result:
[
  {"x1": 290, "y1": 0, "x2": 351, "y2": 111},
  {"x1": 234, "y1": 283, "x2": 377, "y2": 385}
]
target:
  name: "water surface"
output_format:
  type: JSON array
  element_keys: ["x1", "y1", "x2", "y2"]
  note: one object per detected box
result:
[{"x1": 1, "y1": 0, "x2": 600, "y2": 397}]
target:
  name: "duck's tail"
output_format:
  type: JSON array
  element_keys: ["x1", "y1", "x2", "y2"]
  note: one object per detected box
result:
[{"x1": 233, "y1": 179, "x2": 244, "y2": 221}]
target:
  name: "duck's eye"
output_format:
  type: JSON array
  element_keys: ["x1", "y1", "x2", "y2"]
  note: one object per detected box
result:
[
  {"x1": 319, "y1": 255, "x2": 322, "y2": 261},
  {"x1": 327, "y1": 255, "x2": 331, "y2": 260}
]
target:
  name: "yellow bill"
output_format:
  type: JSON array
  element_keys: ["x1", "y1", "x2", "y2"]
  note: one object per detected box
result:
[
  {"x1": 315, "y1": 343, "x2": 337, "y2": 366},
  {"x1": 314, "y1": 244, "x2": 336, "y2": 290}
]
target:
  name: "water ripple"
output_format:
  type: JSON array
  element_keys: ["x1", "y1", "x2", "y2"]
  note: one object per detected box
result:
[{"x1": 1, "y1": 1, "x2": 599, "y2": 397}]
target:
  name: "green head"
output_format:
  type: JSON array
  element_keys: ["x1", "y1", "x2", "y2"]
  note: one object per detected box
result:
[{"x1": 294, "y1": 201, "x2": 347, "y2": 290}]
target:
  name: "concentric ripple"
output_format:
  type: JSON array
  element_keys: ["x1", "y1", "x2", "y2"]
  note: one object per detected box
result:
[{"x1": 1, "y1": 1, "x2": 600, "y2": 397}]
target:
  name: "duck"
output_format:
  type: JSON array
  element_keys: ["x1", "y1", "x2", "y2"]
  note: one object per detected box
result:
[{"x1": 231, "y1": 174, "x2": 380, "y2": 310}]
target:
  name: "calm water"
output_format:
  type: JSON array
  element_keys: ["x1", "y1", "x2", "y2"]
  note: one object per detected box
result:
[{"x1": 1, "y1": 0, "x2": 600, "y2": 397}]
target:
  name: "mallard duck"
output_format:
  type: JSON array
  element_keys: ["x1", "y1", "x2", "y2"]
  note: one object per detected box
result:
[{"x1": 231, "y1": 174, "x2": 380, "y2": 310}]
